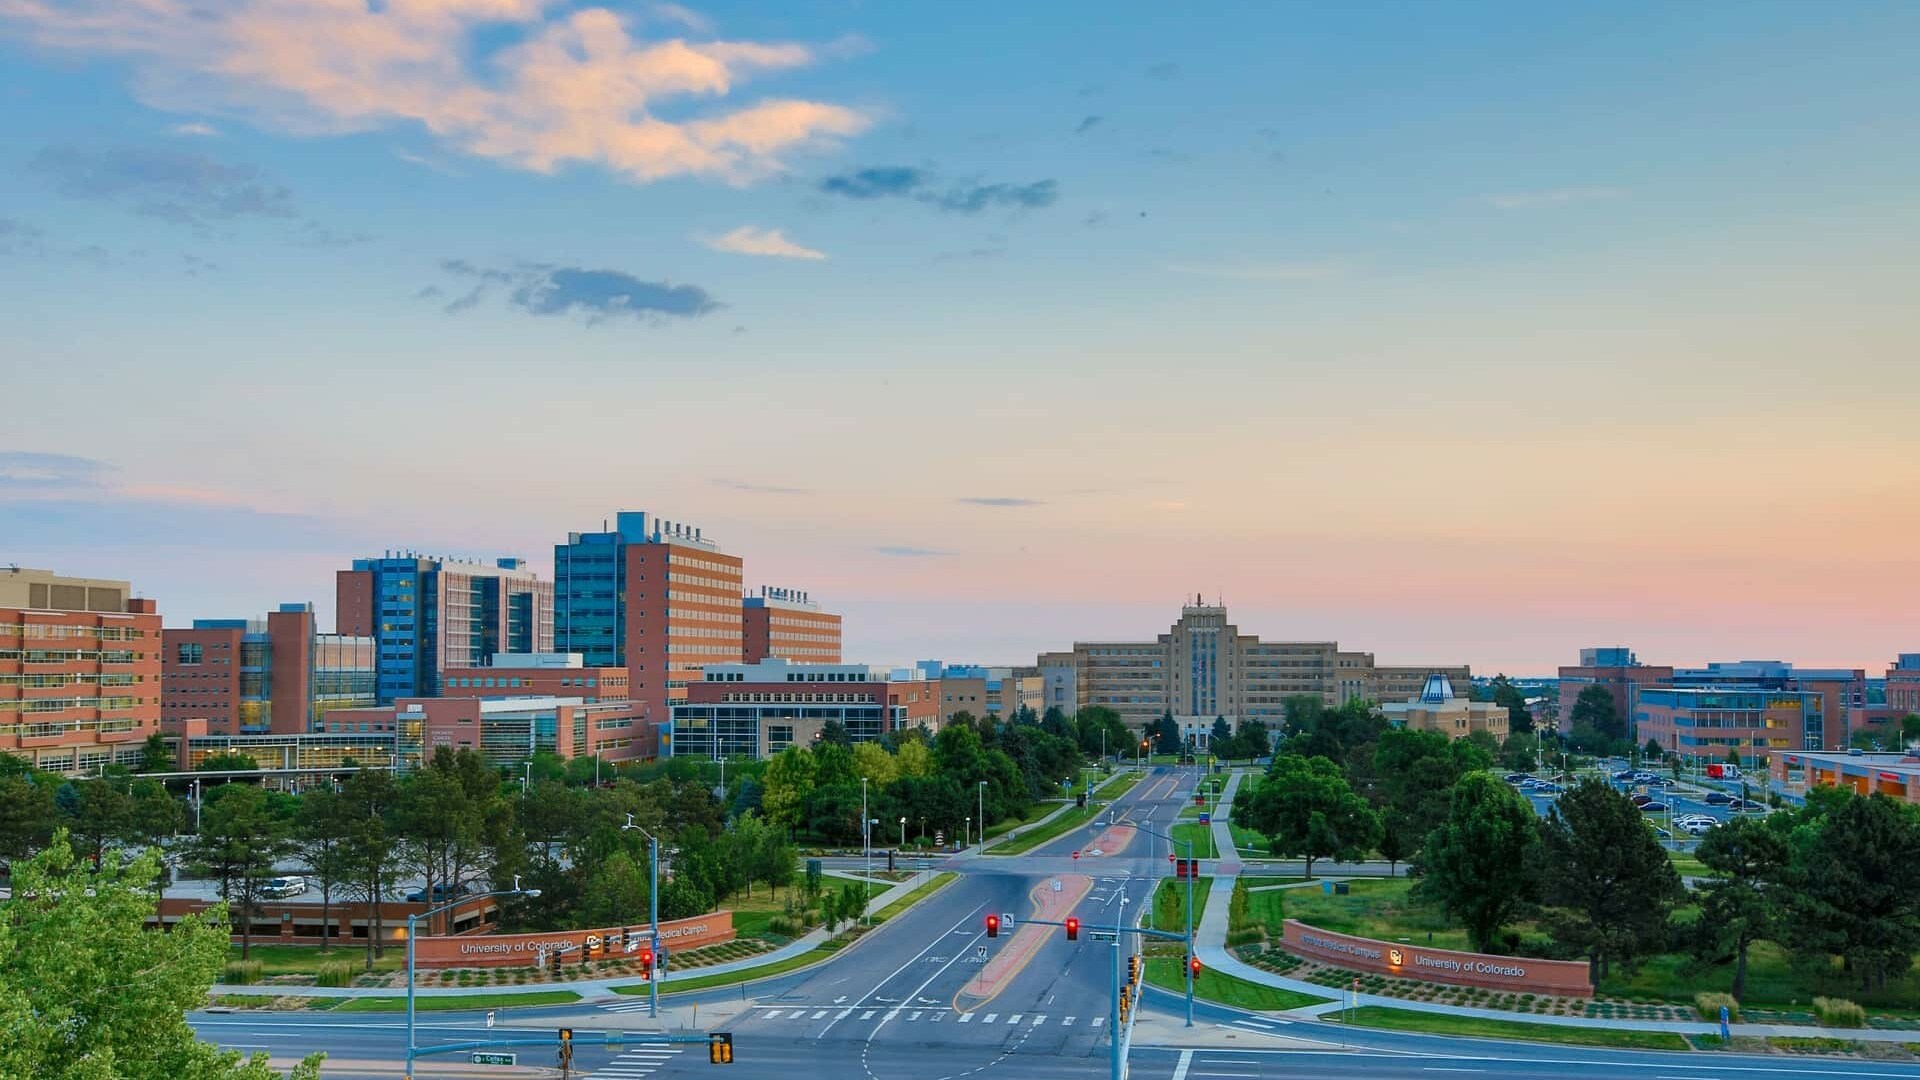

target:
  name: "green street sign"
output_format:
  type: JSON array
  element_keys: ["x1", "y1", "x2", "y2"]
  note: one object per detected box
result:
[{"x1": 470, "y1": 1052, "x2": 517, "y2": 1066}]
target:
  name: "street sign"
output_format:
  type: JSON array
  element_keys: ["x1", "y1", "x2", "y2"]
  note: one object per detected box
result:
[
  {"x1": 976, "y1": 945, "x2": 987, "y2": 959},
  {"x1": 1199, "y1": 812, "x2": 1210, "y2": 824},
  {"x1": 935, "y1": 831, "x2": 945, "y2": 846},
  {"x1": 1091, "y1": 931, "x2": 1117, "y2": 942},
  {"x1": 1000, "y1": 912, "x2": 1015, "y2": 927},
  {"x1": 470, "y1": 1052, "x2": 517, "y2": 1066}
]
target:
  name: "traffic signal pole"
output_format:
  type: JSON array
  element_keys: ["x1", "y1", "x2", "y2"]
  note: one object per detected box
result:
[{"x1": 989, "y1": 914, "x2": 1187, "y2": 1080}]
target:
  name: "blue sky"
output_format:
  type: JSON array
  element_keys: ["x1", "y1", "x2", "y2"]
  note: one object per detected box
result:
[{"x1": 2, "y1": 2, "x2": 1917, "y2": 673}]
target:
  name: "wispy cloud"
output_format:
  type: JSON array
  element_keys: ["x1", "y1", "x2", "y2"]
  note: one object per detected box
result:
[
  {"x1": 1145, "y1": 62, "x2": 1181, "y2": 80},
  {"x1": 957, "y1": 496, "x2": 1043, "y2": 508},
  {"x1": 1482, "y1": 187, "x2": 1625, "y2": 210},
  {"x1": 699, "y1": 225, "x2": 825, "y2": 260},
  {"x1": 0, "y1": 2, "x2": 868, "y2": 186},
  {"x1": 437, "y1": 260, "x2": 720, "y2": 324},
  {"x1": 0, "y1": 450, "x2": 113, "y2": 490},
  {"x1": 713, "y1": 478, "x2": 809, "y2": 495},
  {"x1": 167, "y1": 121, "x2": 217, "y2": 138},
  {"x1": 0, "y1": 218, "x2": 47, "y2": 257},
  {"x1": 30, "y1": 145, "x2": 295, "y2": 228},
  {"x1": 874, "y1": 545, "x2": 952, "y2": 558},
  {"x1": 646, "y1": 2, "x2": 714, "y2": 34},
  {"x1": 1074, "y1": 115, "x2": 1103, "y2": 135},
  {"x1": 817, "y1": 166, "x2": 1059, "y2": 214},
  {"x1": 1164, "y1": 260, "x2": 1347, "y2": 282}
]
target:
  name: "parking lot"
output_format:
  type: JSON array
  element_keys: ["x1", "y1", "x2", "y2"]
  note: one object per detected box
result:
[{"x1": 1505, "y1": 759, "x2": 1770, "y2": 849}]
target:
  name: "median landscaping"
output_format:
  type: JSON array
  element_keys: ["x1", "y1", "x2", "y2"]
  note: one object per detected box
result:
[{"x1": 1331, "y1": 1006, "x2": 1691, "y2": 1051}]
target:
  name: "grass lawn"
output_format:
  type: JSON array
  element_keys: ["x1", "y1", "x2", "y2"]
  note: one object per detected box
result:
[
  {"x1": 1599, "y1": 942, "x2": 1920, "y2": 1014},
  {"x1": 872, "y1": 872, "x2": 957, "y2": 923},
  {"x1": 228, "y1": 944, "x2": 401, "y2": 976},
  {"x1": 1094, "y1": 770, "x2": 1143, "y2": 799},
  {"x1": 990, "y1": 804, "x2": 1101, "y2": 855},
  {"x1": 1280, "y1": 877, "x2": 1481, "y2": 952},
  {"x1": 1169, "y1": 821, "x2": 1218, "y2": 859},
  {"x1": 1337, "y1": 1006, "x2": 1690, "y2": 1051},
  {"x1": 1146, "y1": 876, "x2": 1211, "y2": 937},
  {"x1": 612, "y1": 936, "x2": 856, "y2": 996},
  {"x1": 330, "y1": 990, "x2": 582, "y2": 1013},
  {"x1": 1144, "y1": 955, "x2": 1330, "y2": 1011},
  {"x1": 983, "y1": 800, "x2": 1069, "y2": 841}
]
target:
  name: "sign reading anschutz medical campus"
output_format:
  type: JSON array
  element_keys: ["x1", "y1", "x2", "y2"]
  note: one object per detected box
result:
[
  {"x1": 411, "y1": 911, "x2": 734, "y2": 969},
  {"x1": 1281, "y1": 919, "x2": 1592, "y2": 997}
]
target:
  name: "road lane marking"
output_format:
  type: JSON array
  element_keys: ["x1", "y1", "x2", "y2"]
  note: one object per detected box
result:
[
  {"x1": 958, "y1": 1012, "x2": 973, "y2": 1023},
  {"x1": 1092, "y1": 1016, "x2": 1105, "y2": 1028},
  {"x1": 1032, "y1": 1014, "x2": 1046, "y2": 1026},
  {"x1": 811, "y1": 1010, "x2": 827, "y2": 1019},
  {"x1": 1007, "y1": 1013, "x2": 1022, "y2": 1024},
  {"x1": 1170, "y1": 1050, "x2": 1193, "y2": 1080},
  {"x1": 984, "y1": 1013, "x2": 997, "y2": 1023},
  {"x1": 836, "y1": 1009, "x2": 851, "y2": 1019},
  {"x1": 860, "y1": 1009, "x2": 875, "y2": 1020},
  {"x1": 816, "y1": 897, "x2": 987, "y2": 1040},
  {"x1": 1062, "y1": 1016, "x2": 1075, "y2": 1026},
  {"x1": 788, "y1": 1009, "x2": 807, "y2": 1018}
]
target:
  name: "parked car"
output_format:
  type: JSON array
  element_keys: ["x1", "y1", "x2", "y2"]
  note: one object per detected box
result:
[
  {"x1": 1680, "y1": 819, "x2": 1715, "y2": 836},
  {"x1": 1505, "y1": 773, "x2": 1531, "y2": 783},
  {"x1": 1703, "y1": 792, "x2": 1733, "y2": 805},
  {"x1": 1639, "y1": 801, "x2": 1669, "y2": 813},
  {"x1": 406, "y1": 883, "x2": 470, "y2": 903},
  {"x1": 259, "y1": 875, "x2": 307, "y2": 899},
  {"x1": 1612, "y1": 769, "x2": 1637, "y2": 781},
  {"x1": 1630, "y1": 793, "x2": 1654, "y2": 807}
]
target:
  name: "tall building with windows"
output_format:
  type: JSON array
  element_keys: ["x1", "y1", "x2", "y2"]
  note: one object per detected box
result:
[
  {"x1": 670, "y1": 659, "x2": 940, "y2": 759},
  {"x1": 742, "y1": 587, "x2": 841, "y2": 664},
  {"x1": 162, "y1": 603, "x2": 375, "y2": 736},
  {"x1": 553, "y1": 511, "x2": 744, "y2": 722},
  {"x1": 0, "y1": 567, "x2": 161, "y2": 775},
  {"x1": 1043, "y1": 599, "x2": 1470, "y2": 730},
  {"x1": 1556, "y1": 647, "x2": 1674, "y2": 736},
  {"x1": 336, "y1": 555, "x2": 552, "y2": 704}
]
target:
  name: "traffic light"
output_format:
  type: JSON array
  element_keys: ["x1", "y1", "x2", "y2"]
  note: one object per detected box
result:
[
  {"x1": 1065, "y1": 917, "x2": 1079, "y2": 941},
  {"x1": 1127, "y1": 955, "x2": 1138, "y2": 984},
  {"x1": 558, "y1": 1028, "x2": 573, "y2": 1068},
  {"x1": 549, "y1": 950, "x2": 562, "y2": 976},
  {"x1": 708, "y1": 1032, "x2": 734, "y2": 1065},
  {"x1": 1119, "y1": 986, "x2": 1130, "y2": 1022},
  {"x1": 985, "y1": 914, "x2": 999, "y2": 938},
  {"x1": 640, "y1": 947, "x2": 654, "y2": 979},
  {"x1": 1188, "y1": 955, "x2": 1203, "y2": 977}
]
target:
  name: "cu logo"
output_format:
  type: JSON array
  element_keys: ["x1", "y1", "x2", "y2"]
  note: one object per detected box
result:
[{"x1": 1388, "y1": 948, "x2": 1404, "y2": 967}]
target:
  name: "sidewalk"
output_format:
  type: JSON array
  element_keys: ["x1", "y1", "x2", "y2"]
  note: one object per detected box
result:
[
  {"x1": 211, "y1": 869, "x2": 944, "y2": 1000},
  {"x1": 1188, "y1": 773, "x2": 1918, "y2": 1044}
]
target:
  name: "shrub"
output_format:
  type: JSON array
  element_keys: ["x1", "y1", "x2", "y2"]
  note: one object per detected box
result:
[
  {"x1": 316, "y1": 961, "x2": 355, "y2": 988},
  {"x1": 1225, "y1": 927, "x2": 1265, "y2": 948},
  {"x1": 1693, "y1": 990, "x2": 1738, "y2": 1022},
  {"x1": 1813, "y1": 997, "x2": 1866, "y2": 1029},
  {"x1": 222, "y1": 960, "x2": 263, "y2": 986}
]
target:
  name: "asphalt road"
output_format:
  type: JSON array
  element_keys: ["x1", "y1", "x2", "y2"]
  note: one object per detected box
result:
[{"x1": 189, "y1": 765, "x2": 1905, "y2": 1080}]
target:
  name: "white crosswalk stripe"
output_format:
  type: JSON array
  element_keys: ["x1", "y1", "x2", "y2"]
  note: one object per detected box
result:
[
  {"x1": 1092, "y1": 1016, "x2": 1106, "y2": 1028},
  {"x1": 1007, "y1": 1014, "x2": 1022, "y2": 1025},
  {"x1": 959, "y1": 1012, "x2": 974, "y2": 1023},
  {"x1": 1032, "y1": 1015, "x2": 1046, "y2": 1026},
  {"x1": 836, "y1": 1009, "x2": 852, "y2": 1019},
  {"x1": 984, "y1": 1013, "x2": 997, "y2": 1024},
  {"x1": 860, "y1": 1009, "x2": 876, "y2": 1020},
  {"x1": 909, "y1": 1011, "x2": 923, "y2": 1020},
  {"x1": 788, "y1": 1009, "x2": 807, "y2": 1019},
  {"x1": 811, "y1": 1010, "x2": 828, "y2": 1019},
  {"x1": 1063, "y1": 1016, "x2": 1076, "y2": 1026}
]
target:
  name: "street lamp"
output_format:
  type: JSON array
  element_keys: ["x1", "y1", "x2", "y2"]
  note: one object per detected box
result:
[
  {"x1": 406, "y1": 880, "x2": 538, "y2": 1080},
  {"x1": 1131, "y1": 821, "x2": 1196, "y2": 1027},
  {"x1": 621, "y1": 813, "x2": 663, "y2": 1018},
  {"x1": 965, "y1": 815, "x2": 971, "y2": 849},
  {"x1": 899, "y1": 816, "x2": 907, "y2": 847},
  {"x1": 977, "y1": 780, "x2": 987, "y2": 852},
  {"x1": 521, "y1": 760, "x2": 532, "y2": 793}
]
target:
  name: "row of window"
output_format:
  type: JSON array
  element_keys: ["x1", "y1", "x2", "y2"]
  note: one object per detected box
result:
[
  {"x1": 0, "y1": 649, "x2": 147, "y2": 664},
  {"x1": 0, "y1": 715, "x2": 141, "y2": 736},
  {"x1": 1, "y1": 672, "x2": 143, "y2": 687},
  {"x1": 0, "y1": 622, "x2": 149, "y2": 640}
]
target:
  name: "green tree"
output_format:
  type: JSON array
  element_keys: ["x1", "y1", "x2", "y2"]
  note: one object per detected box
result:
[
  {"x1": 818, "y1": 719, "x2": 852, "y2": 747},
  {"x1": 1152, "y1": 712, "x2": 1182, "y2": 756},
  {"x1": 1371, "y1": 728, "x2": 1492, "y2": 844},
  {"x1": 56, "y1": 778, "x2": 134, "y2": 869},
  {"x1": 1375, "y1": 812, "x2": 1416, "y2": 878},
  {"x1": 1234, "y1": 754, "x2": 1381, "y2": 879},
  {"x1": 894, "y1": 739, "x2": 933, "y2": 779},
  {"x1": 0, "y1": 769, "x2": 55, "y2": 861},
  {"x1": 851, "y1": 742, "x2": 899, "y2": 789},
  {"x1": 1073, "y1": 706, "x2": 1129, "y2": 760},
  {"x1": 1235, "y1": 718, "x2": 1272, "y2": 760},
  {"x1": 196, "y1": 751, "x2": 260, "y2": 772},
  {"x1": 1643, "y1": 737, "x2": 1664, "y2": 762},
  {"x1": 136, "y1": 732, "x2": 175, "y2": 773},
  {"x1": 1501, "y1": 730, "x2": 1542, "y2": 773},
  {"x1": 338, "y1": 770, "x2": 403, "y2": 971},
  {"x1": 1785, "y1": 792, "x2": 1920, "y2": 991},
  {"x1": 1209, "y1": 717, "x2": 1233, "y2": 756},
  {"x1": 1537, "y1": 778, "x2": 1683, "y2": 983},
  {"x1": 1690, "y1": 815, "x2": 1790, "y2": 1002},
  {"x1": 579, "y1": 851, "x2": 650, "y2": 928},
  {"x1": 0, "y1": 833, "x2": 324, "y2": 1080},
  {"x1": 293, "y1": 785, "x2": 356, "y2": 951},
  {"x1": 1902, "y1": 714, "x2": 1920, "y2": 746},
  {"x1": 398, "y1": 758, "x2": 484, "y2": 934},
  {"x1": 1567, "y1": 685, "x2": 1624, "y2": 744},
  {"x1": 126, "y1": 778, "x2": 183, "y2": 869},
  {"x1": 1416, "y1": 773, "x2": 1539, "y2": 952},
  {"x1": 186, "y1": 783, "x2": 292, "y2": 959},
  {"x1": 759, "y1": 747, "x2": 816, "y2": 831}
]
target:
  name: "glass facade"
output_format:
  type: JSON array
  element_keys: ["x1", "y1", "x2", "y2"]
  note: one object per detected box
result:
[{"x1": 554, "y1": 533, "x2": 625, "y2": 667}]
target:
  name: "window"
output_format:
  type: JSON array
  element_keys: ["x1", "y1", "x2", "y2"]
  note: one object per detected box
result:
[{"x1": 177, "y1": 642, "x2": 203, "y2": 665}]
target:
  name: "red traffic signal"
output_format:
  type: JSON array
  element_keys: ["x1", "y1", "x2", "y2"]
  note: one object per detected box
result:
[
  {"x1": 1188, "y1": 955, "x2": 1202, "y2": 976},
  {"x1": 1065, "y1": 917, "x2": 1079, "y2": 941},
  {"x1": 985, "y1": 914, "x2": 1000, "y2": 938},
  {"x1": 639, "y1": 948, "x2": 654, "y2": 969}
]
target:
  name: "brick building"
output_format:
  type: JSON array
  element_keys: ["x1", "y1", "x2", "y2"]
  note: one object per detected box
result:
[
  {"x1": 742, "y1": 587, "x2": 841, "y2": 664},
  {"x1": 0, "y1": 567, "x2": 161, "y2": 775},
  {"x1": 162, "y1": 603, "x2": 375, "y2": 736}
]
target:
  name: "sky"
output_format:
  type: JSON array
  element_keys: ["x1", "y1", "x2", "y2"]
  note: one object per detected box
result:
[{"x1": 2, "y1": 1, "x2": 1917, "y2": 675}]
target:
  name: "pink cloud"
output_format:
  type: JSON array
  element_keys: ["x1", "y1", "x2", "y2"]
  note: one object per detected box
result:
[{"x1": 0, "y1": 0, "x2": 868, "y2": 184}]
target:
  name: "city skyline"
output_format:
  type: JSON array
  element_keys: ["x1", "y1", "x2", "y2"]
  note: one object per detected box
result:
[{"x1": 4, "y1": 2, "x2": 1918, "y2": 673}]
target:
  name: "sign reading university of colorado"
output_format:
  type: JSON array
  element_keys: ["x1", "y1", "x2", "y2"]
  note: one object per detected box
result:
[
  {"x1": 1281, "y1": 919, "x2": 1592, "y2": 997},
  {"x1": 411, "y1": 911, "x2": 734, "y2": 969}
]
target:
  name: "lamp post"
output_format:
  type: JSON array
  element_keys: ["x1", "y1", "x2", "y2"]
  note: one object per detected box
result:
[
  {"x1": 861, "y1": 776, "x2": 870, "y2": 881},
  {"x1": 406, "y1": 881, "x2": 538, "y2": 1080},
  {"x1": 1131, "y1": 821, "x2": 1195, "y2": 1026},
  {"x1": 899, "y1": 816, "x2": 906, "y2": 848},
  {"x1": 521, "y1": 760, "x2": 531, "y2": 793},
  {"x1": 977, "y1": 780, "x2": 987, "y2": 852},
  {"x1": 621, "y1": 814, "x2": 662, "y2": 1018},
  {"x1": 965, "y1": 816, "x2": 971, "y2": 849}
]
